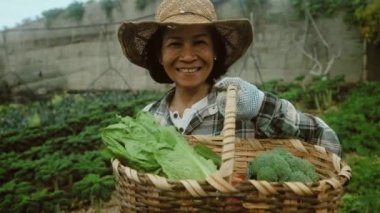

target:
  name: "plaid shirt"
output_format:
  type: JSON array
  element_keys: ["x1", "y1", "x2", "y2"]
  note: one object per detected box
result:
[{"x1": 144, "y1": 87, "x2": 341, "y2": 155}]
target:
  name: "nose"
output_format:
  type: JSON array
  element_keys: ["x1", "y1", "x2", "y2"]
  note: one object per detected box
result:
[{"x1": 179, "y1": 43, "x2": 197, "y2": 61}]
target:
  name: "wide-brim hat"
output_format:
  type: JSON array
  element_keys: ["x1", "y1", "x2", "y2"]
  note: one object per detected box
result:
[{"x1": 118, "y1": 0, "x2": 253, "y2": 71}]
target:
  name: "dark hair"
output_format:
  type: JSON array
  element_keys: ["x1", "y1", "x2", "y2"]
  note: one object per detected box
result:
[{"x1": 144, "y1": 25, "x2": 227, "y2": 84}]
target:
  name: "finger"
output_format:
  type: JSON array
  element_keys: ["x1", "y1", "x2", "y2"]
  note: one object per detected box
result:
[
  {"x1": 215, "y1": 79, "x2": 236, "y2": 90},
  {"x1": 216, "y1": 91, "x2": 227, "y2": 115},
  {"x1": 217, "y1": 77, "x2": 243, "y2": 89},
  {"x1": 214, "y1": 79, "x2": 229, "y2": 89}
]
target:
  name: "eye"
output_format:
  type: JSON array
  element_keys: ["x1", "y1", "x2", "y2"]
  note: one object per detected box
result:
[
  {"x1": 194, "y1": 40, "x2": 207, "y2": 45},
  {"x1": 169, "y1": 42, "x2": 181, "y2": 47},
  {"x1": 164, "y1": 40, "x2": 181, "y2": 48}
]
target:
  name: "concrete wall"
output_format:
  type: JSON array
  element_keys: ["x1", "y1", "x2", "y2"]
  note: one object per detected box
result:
[
  {"x1": 0, "y1": 0, "x2": 363, "y2": 93},
  {"x1": 219, "y1": 0, "x2": 363, "y2": 83}
]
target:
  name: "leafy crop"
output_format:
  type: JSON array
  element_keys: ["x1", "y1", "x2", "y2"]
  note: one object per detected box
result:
[
  {"x1": 0, "y1": 90, "x2": 163, "y2": 211},
  {"x1": 73, "y1": 174, "x2": 115, "y2": 212},
  {"x1": 321, "y1": 82, "x2": 380, "y2": 156},
  {"x1": 0, "y1": 180, "x2": 34, "y2": 210},
  {"x1": 259, "y1": 75, "x2": 344, "y2": 111},
  {"x1": 102, "y1": 112, "x2": 218, "y2": 180},
  {"x1": 340, "y1": 155, "x2": 380, "y2": 212},
  {"x1": 307, "y1": 75, "x2": 344, "y2": 112}
]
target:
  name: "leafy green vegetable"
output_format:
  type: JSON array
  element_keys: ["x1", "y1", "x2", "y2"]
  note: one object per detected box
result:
[
  {"x1": 101, "y1": 112, "x2": 217, "y2": 180},
  {"x1": 194, "y1": 144, "x2": 221, "y2": 167}
]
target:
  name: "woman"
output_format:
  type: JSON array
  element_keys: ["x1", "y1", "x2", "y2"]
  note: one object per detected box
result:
[{"x1": 117, "y1": 0, "x2": 341, "y2": 155}]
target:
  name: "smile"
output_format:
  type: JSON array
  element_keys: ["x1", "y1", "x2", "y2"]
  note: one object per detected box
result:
[{"x1": 177, "y1": 67, "x2": 200, "y2": 73}]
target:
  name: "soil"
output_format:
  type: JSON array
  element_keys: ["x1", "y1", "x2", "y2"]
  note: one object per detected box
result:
[{"x1": 69, "y1": 193, "x2": 120, "y2": 213}]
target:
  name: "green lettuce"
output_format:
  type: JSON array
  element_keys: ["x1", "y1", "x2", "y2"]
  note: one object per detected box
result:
[{"x1": 101, "y1": 112, "x2": 217, "y2": 180}]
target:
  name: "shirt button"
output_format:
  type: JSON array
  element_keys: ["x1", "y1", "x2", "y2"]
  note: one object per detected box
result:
[
  {"x1": 179, "y1": 127, "x2": 184, "y2": 132},
  {"x1": 208, "y1": 106, "x2": 218, "y2": 114},
  {"x1": 173, "y1": 113, "x2": 179, "y2": 118}
]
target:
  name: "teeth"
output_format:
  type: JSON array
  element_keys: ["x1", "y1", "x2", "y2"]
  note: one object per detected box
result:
[{"x1": 178, "y1": 68, "x2": 198, "y2": 73}]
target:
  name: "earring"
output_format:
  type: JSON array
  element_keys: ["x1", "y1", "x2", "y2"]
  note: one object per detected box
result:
[{"x1": 213, "y1": 56, "x2": 217, "y2": 61}]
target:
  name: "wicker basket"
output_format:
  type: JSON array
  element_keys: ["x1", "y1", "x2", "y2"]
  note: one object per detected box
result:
[{"x1": 112, "y1": 85, "x2": 351, "y2": 212}]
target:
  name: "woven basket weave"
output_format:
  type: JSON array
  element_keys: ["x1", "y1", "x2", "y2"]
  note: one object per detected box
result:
[{"x1": 112, "y1": 85, "x2": 351, "y2": 212}]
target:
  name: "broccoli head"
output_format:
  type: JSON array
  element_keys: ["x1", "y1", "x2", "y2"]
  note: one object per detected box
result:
[
  {"x1": 288, "y1": 171, "x2": 313, "y2": 182},
  {"x1": 247, "y1": 148, "x2": 319, "y2": 182},
  {"x1": 285, "y1": 155, "x2": 319, "y2": 182},
  {"x1": 256, "y1": 166, "x2": 278, "y2": 182}
]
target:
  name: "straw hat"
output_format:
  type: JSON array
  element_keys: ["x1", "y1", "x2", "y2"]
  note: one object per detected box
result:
[{"x1": 118, "y1": 0, "x2": 253, "y2": 74}]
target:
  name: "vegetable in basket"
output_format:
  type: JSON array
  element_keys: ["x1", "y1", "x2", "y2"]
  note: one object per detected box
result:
[
  {"x1": 193, "y1": 144, "x2": 221, "y2": 168},
  {"x1": 101, "y1": 112, "x2": 218, "y2": 180},
  {"x1": 247, "y1": 148, "x2": 319, "y2": 182}
]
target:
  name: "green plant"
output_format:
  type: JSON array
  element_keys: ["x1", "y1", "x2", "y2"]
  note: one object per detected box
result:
[
  {"x1": 35, "y1": 153, "x2": 73, "y2": 191},
  {"x1": 240, "y1": 0, "x2": 268, "y2": 17},
  {"x1": 193, "y1": 144, "x2": 221, "y2": 167},
  {"x1": 307, "y1": 75, "x2": 344, "y2": 112},
  {"x1": 258, "y1": 76, "x2": 344, "y2": 111},
  {"x1": 42, "y1": 8, "x2": 64, "y2": 19},
  {"x1": 340, "y1": 155, "x2": 380, "y2": 212},
  {"x1": 65, "y1": 2, "x2": 85, "y2": 23},
  {"x1": 243, "y1": 0, "x2": 267, "y2": 11},
  {"x1": 354, "y1": 0, "x2": 380, "y2": 43},
  {"x1": 0, "y1": 90, "x2": 163, "y2": 211},
  {"x1": 73, "y1": 174, "x2": 115, "y2": 211},
  {"x1": 0, "y1": 180, "x2": 34, "y2": 211},
  {"x1": 102, "y1": 112, "x2": 218, "y2": 180},
  {"x1": 0, "y1": 152, "x2": 19, "y2": 183},
  {"x1": 16, "y1": 189, "x2": 68, "y2": 213},
  {"x1": 26, "y1": 113, "x2": 41, "y2": 128},
  {"x1": 289, "y1": 0, "x2": 380, "y2": 43},
  {"x1": 0, "y1": 81, "x2": 12, "y2": 104},
  {"x1": 135, "y1": 0, "x2": 155, "y2": 11},
  {"x1": 72, "y1": 151, "x2": 109, "y2": 177},
  {"x1": 13, "y1": 159, "x2": 38, "y2": 182},
  {"x1": 258, "y1": 77, "x2": 306, "y2": 103},
  {"x1": 321, "y1": 82, "x2": 380, "y2": 155},
  {"x1": 290, "y1": 0, "x2": 343, "y2": 18},
  {"x1": 100, "y1": 0, "x2": 120, "y2": 21},
  {"x1": 42, "y1": 8, "x2": 64, "y2": 28}
]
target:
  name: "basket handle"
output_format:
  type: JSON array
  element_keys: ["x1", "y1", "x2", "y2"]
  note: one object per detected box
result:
[{"x1": 218, "y1": 85, "x2": 237, "y2": 179}]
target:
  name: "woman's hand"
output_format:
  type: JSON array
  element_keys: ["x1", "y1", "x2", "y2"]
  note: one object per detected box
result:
[{"x1": 215, "y1": 77, "x2": 265, "y2": 120}]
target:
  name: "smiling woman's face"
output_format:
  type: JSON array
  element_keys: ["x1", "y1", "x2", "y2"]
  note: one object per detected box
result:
[{"x1": 160, "y1": 25, "x2": 215, "y2": 90}]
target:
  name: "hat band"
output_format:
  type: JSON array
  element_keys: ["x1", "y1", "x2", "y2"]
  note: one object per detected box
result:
[{"x1": 161, "y1": 12, "x2": 213, "y2": 23}]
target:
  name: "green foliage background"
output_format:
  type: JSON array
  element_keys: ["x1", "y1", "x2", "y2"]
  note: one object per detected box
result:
[
  {"x1": 289, "y1": 0, "x2": 380, "y2": 43},
  {"x1": 261, "y1": 79, "x2": 380, "y2": 212},
  {"x1": 0, "y1": 90, "x2": 163, "y2": 211}
]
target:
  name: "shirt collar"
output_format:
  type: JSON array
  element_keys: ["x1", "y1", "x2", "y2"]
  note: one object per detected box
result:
[{"x1": 154, "y1": 87, "x2": 219, "y2": 130}]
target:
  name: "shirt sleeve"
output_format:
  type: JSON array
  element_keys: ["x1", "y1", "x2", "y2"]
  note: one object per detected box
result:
[
  {"x1": 254, "y1": 92, "x2": 341, "y2": 155},
  {"x1": 142, "y1": 102, "x2": 154, "y2": 111}
]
